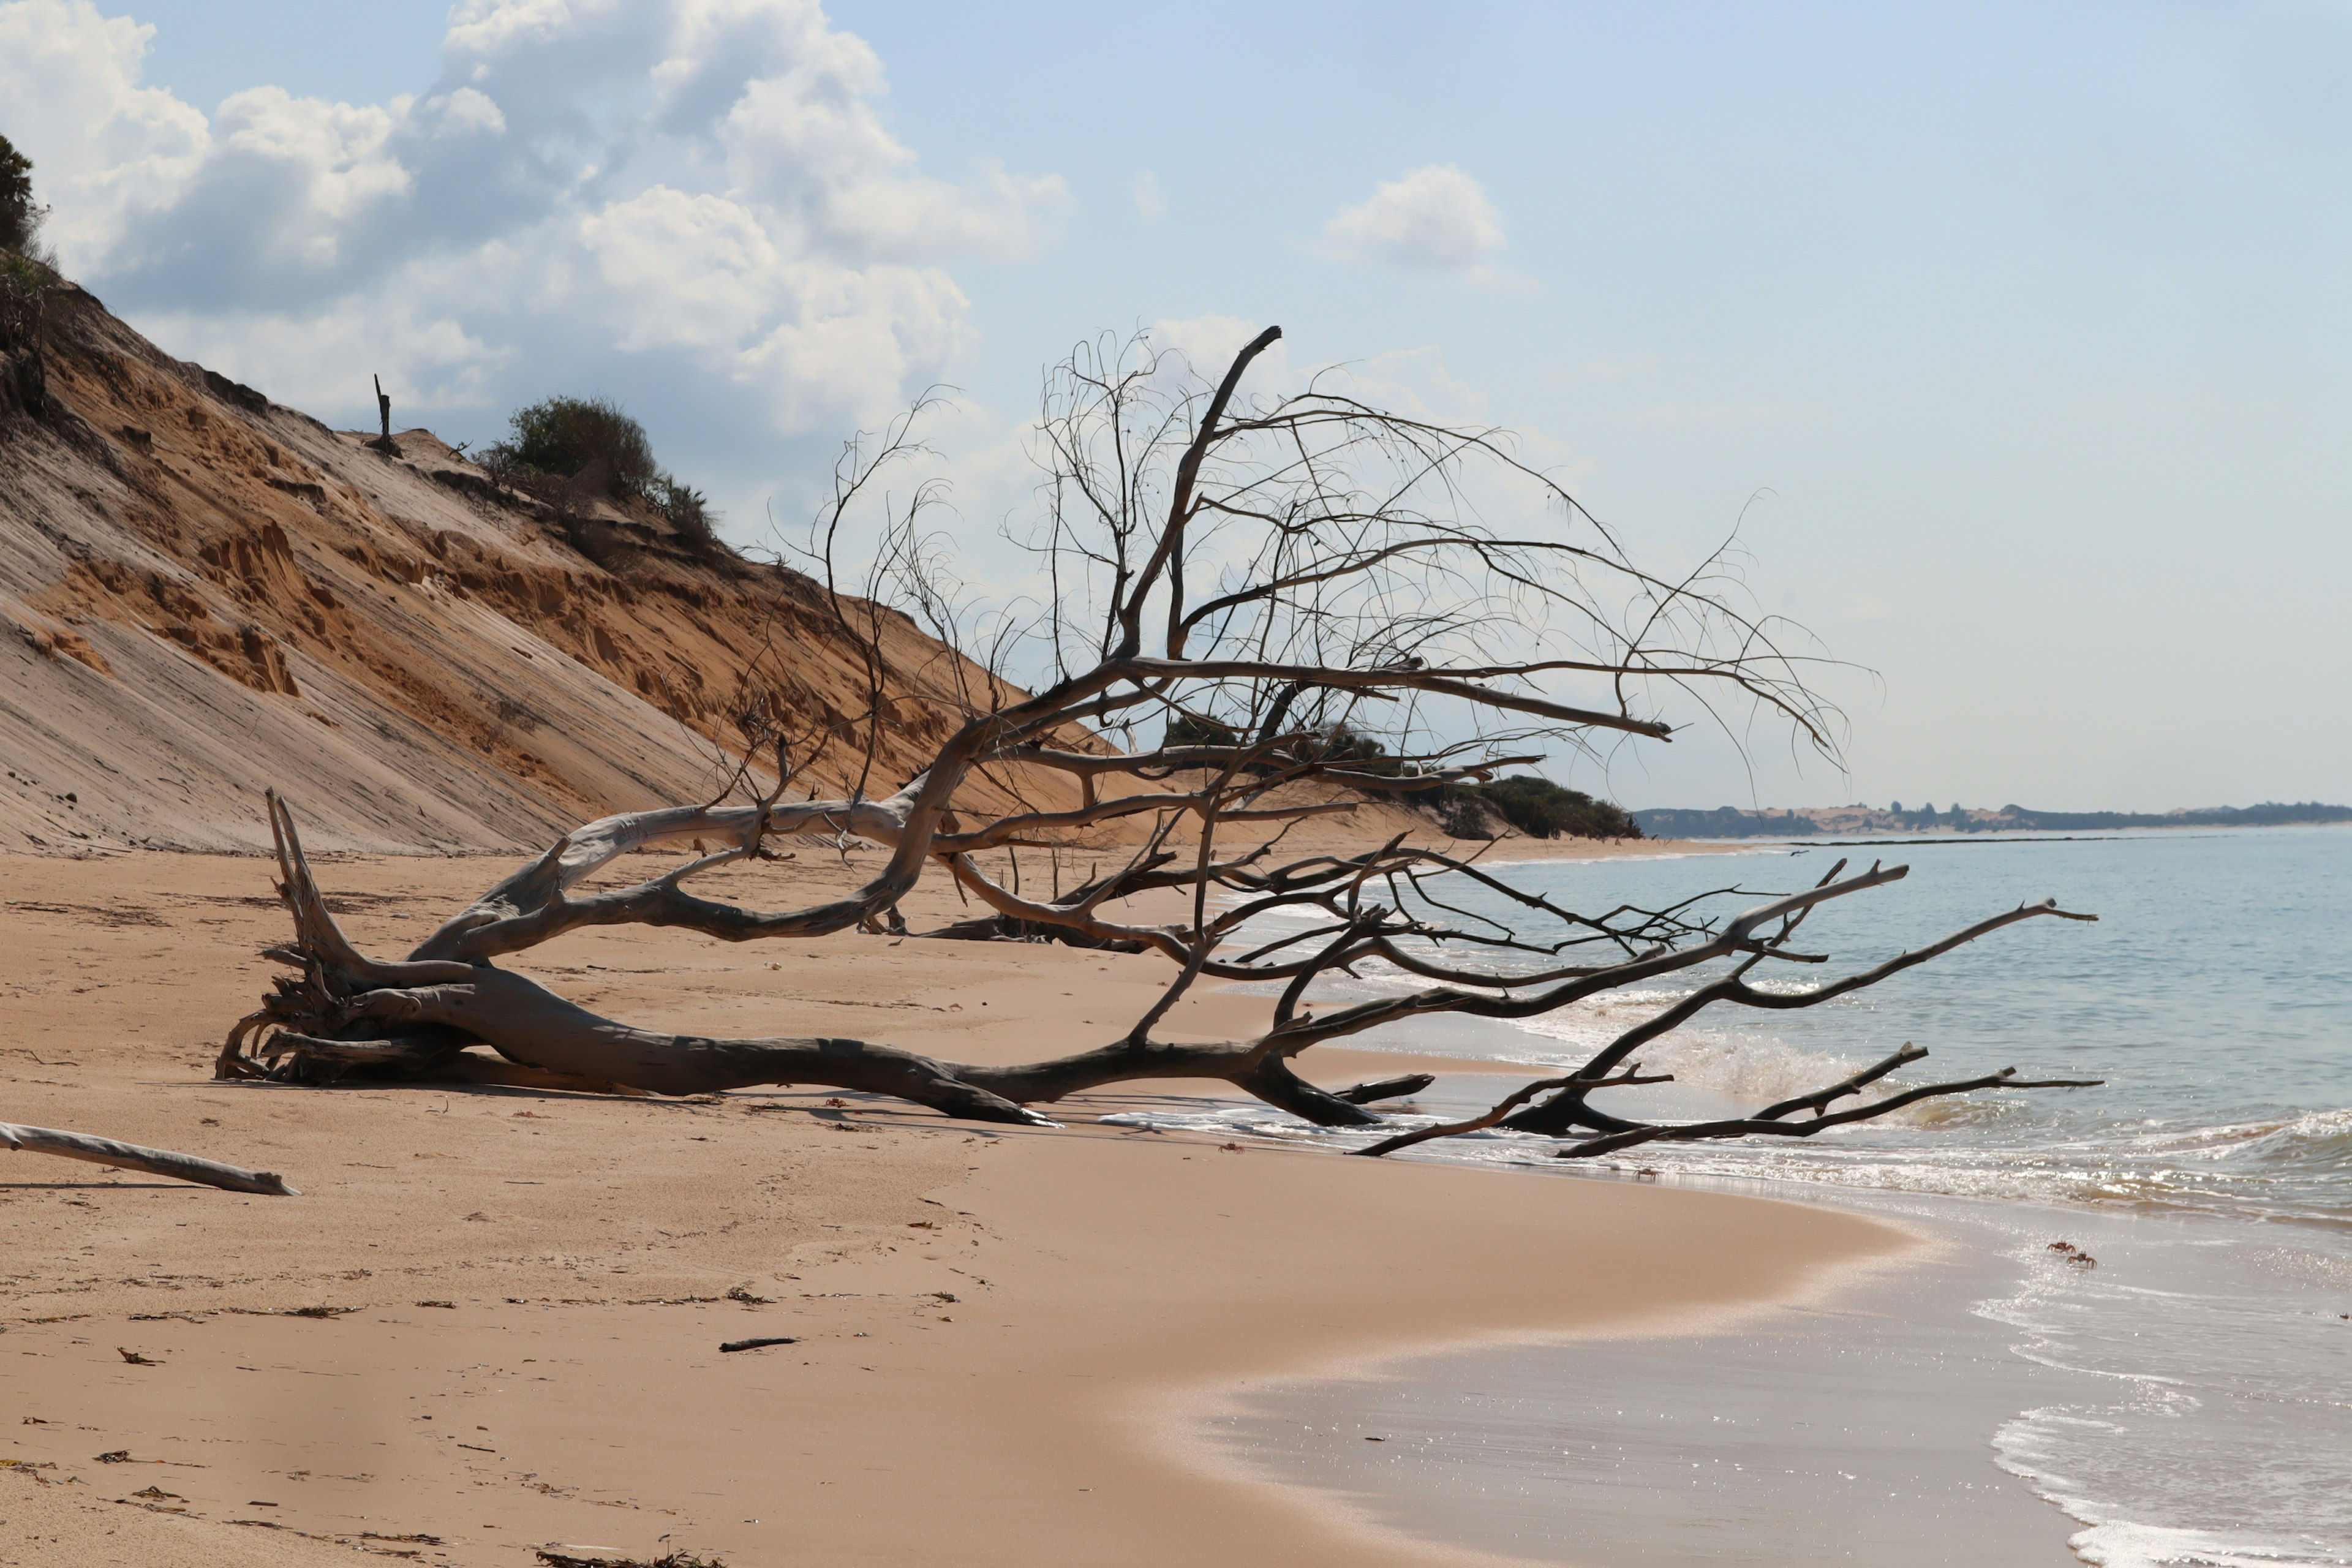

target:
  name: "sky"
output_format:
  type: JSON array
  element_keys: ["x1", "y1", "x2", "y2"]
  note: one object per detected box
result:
[{"x1": 4, "y1": 0, "x2": 2347, "y2": 813}]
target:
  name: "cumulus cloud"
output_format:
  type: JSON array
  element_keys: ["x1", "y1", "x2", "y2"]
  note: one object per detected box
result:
[
  {"x1": 0, "y1": 0, "x2": 1071, "y2": 522},
  {"x1": 0, "y1": 1, "x2": 204, "y2": 257},
  {"x1": 1324, "y1": 164, "x2": 1506, "y2": 273}
]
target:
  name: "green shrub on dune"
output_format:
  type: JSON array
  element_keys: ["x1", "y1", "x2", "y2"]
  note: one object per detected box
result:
[
  {"x1": 0, "y1": 132, "x2": 45, "y2": 258},
  {"x1": 484, "y1": 394, "x2": 719, "y2": 550},
  {"x1": 1467, "y1": 775, "x2": 1642, "y2": 840}
]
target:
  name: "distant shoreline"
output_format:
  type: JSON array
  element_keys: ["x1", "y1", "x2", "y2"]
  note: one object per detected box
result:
[{"x1": 1633, "y1": 802, "x2": 2352, "y2": 841}]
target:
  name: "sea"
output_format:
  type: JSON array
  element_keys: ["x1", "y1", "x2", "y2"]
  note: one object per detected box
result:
[{"x1": 1110, "y1": 826, "x2": 2352, "y2": 1566}]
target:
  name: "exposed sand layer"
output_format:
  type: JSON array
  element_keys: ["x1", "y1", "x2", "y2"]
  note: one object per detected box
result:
[{"x1": 2, "y1": 846, "x2": 1898, "y2": 1566}]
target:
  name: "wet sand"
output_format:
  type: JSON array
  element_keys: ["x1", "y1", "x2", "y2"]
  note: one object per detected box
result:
[{"x1": 1211, "y1": 1193, "x2": 2086, "y2": 1566}]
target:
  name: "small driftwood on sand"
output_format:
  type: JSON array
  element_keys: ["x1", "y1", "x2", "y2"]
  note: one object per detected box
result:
[
  {"x1": 1, "y1": 1121, "x2": 297, "y2": 1195},
  {"x1": 210, "y1": 325, "x2": 2101, "y2": 1158}
]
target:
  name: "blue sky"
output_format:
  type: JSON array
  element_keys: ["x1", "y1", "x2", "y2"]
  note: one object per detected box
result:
[{"x1": 7, "y1": 0, "x2": 2347, "y2": 812}]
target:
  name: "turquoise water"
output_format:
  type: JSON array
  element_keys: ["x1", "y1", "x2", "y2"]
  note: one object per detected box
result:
[
  {"x1": 1143, "y1": 827, "x2": 2352, "y2": 1564},
  {"x1": 1456, "y1": 826, "x2": 2352, "y2": 1229}
]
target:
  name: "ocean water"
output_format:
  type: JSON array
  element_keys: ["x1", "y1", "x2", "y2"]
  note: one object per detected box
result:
[{"x1": 1121, "y1": 827, "x2": 2352, "y2": 1565}]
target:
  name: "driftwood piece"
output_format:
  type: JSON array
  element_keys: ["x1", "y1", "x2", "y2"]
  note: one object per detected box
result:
[
  {"x1": 1, "y1": 1121, "x2": 298, "y2": 1196},
  {"x1": 1333, "y1": 1073, "x2": 1437, "y2": 1105}
]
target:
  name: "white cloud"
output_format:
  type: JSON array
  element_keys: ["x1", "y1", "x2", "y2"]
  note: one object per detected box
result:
[
  {"x1": 0, "y1": 0, "x2": 1072, "y2": 522},
  {"x1": 1130, "y1": 170, "x2": 1166, "y2": 224},
  {"x1": 0, "y1": 1, "x2": 205, "y2": 257},
  {"x1": 1325, "y1": 164, "x2": 1506, "y2": 273}
]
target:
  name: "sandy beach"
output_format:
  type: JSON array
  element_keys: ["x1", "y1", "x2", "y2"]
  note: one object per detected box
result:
[
  {"x1": 1, "y1": 839, "x2": 1907, "y2": 1567},
  {"x1": 9, "y1": 12, "x2": 2346, "y2": 1556}
]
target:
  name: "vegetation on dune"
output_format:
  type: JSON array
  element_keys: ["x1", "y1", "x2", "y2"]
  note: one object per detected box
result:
[
  {"x1": 0, "y1": 133, "x2": 57, "y2": 421},
  {"x1": 1456, "y1": 775, "x2": 1642, "y2": 840},
  {"x1": 483, "y1": 393, "x2": 719, "y2": 550},
  {"x1": 492, "y1": 394, "x2": 661, "y2": 493},
  {"x1": 1159, "y1": 717, "x2": 1639, "y2": 839},
  {"x1": 0, "y1": 246, "x2": 50, "y2": 352},
  {"x1": 0, "y1": 132, "x2": 45, "y2": 258},
  {"x1": 1163, "y1": 712, "x2": 1244, "y2": 750}
]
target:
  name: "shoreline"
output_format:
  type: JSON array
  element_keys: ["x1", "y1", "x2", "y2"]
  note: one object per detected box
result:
[
  {"x1": 1207, "y1": 1185, "x2": 2089, "y2": 1567},
  {"x1": 1210, "y1": 1161, "x2": 2352, "y2": 1568},
  {"x1": 4, "y1": 845, "x2": 1906, "y2": 1567}
]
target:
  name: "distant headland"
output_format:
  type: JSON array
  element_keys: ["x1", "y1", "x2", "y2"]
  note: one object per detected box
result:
[{"x1": 1632, "y1": 801, "x2": 2352, "y2": 839}]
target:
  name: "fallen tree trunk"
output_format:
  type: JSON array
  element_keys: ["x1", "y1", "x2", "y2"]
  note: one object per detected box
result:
[
  {"x1": 224, "y1": 791, "x2": 1388, "y2": 1127},
  {"x1": 202, "y1": 325, "x2": 2106, "y2": 1162},
  {"x1": 1, "y1": 1121, "x2": 298, "y2": 1196},
  {"x1": 217, "y1": 793, "x2": 2098, "y2": 1155}
]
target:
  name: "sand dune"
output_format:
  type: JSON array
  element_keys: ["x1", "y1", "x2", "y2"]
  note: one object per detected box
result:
[{"x1": 0, "y1": 285, "x2": 1109, "y2": 856}]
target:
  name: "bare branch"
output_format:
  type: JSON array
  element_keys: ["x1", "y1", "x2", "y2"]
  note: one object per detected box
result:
[
  {"x1": 2, "y1": 1121, "x2": 298, "y2": 1196},
  {"x1": 1352, "y1": 1066, "x2": 1675, "y2": 1159},
  {"x1": 1555, "y1": 1066, "x2": 2105, "y2": 1162}
]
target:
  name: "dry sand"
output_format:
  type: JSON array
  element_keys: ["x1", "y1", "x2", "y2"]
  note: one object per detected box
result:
[{"x1": 2, "y1": 842, "x2": 1901, "y2": 1567}]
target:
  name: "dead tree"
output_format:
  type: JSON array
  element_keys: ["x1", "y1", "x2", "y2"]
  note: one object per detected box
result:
[
  {"x1": 213, "y1": 326, "x2": 2100, "y2": 1153},
  {"x1": 369, "y1": 373, "x2": 399, "y2": 456}
]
